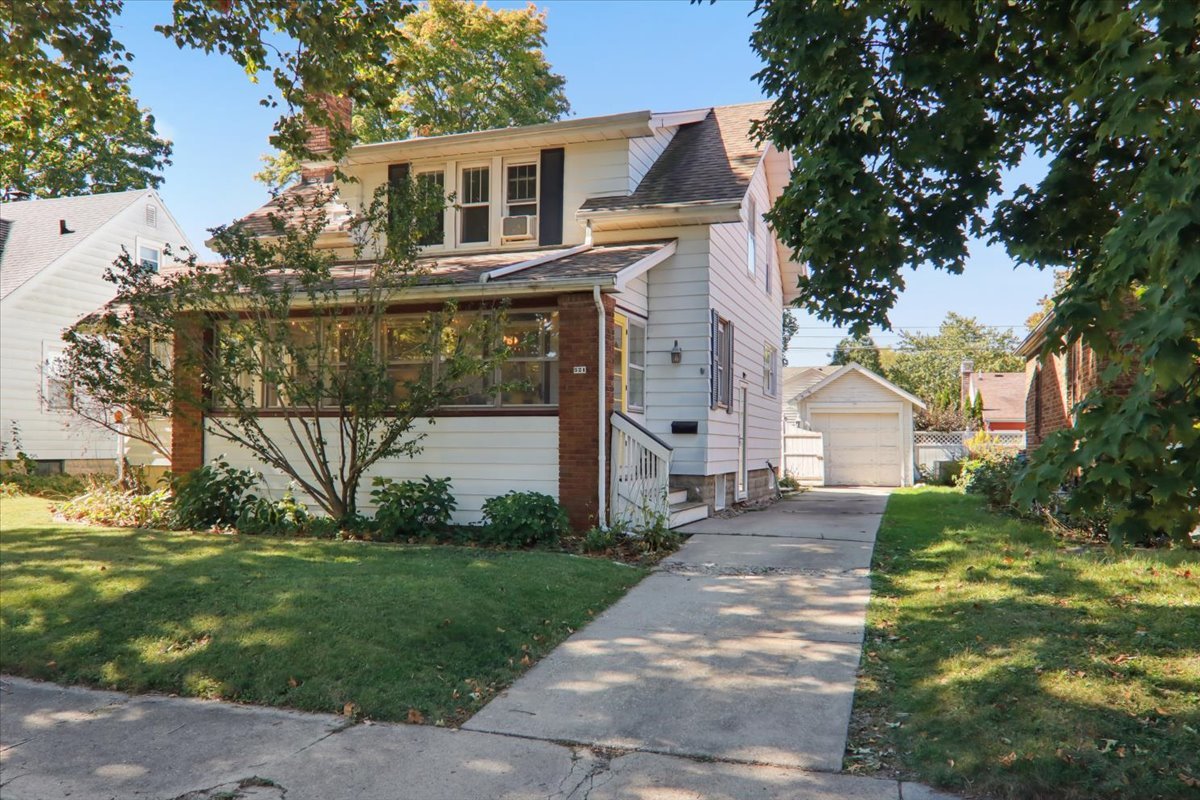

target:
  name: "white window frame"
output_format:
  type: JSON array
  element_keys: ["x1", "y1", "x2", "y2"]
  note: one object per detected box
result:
[
  {"x1": 41, "y1": 344, "x2": 70, "y2": 411},
  {"x1": 503, "y1": 158, "x2": 538, "y2": 218},
  {"x1": 626, "y1": 318, "x2": 646, "y2": 412},
  {"x1": 715, "y1": 315, "x2": 733, "y2": 409},
  {"x1": 763, "y1": 342, "x2": 779, "y2": 397},
  {"x1": 458, "y1": 163, "x2": 491, "y2": 246},
  {"x1": 136, "y1": 236, "x2": 163, "y2": 273},
  {"x1": 413, "y1": 168, "x2": 447, "y2": 248}
]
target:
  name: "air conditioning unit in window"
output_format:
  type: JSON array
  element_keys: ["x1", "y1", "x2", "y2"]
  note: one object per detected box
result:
[{"x1": 501, "y1": 214, "x2": 538, "y2": 241}]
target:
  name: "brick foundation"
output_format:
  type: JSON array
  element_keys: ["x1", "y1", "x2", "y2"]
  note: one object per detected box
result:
[{"x1": 556, "y1": 292, "x2": 615, "y2": 530}]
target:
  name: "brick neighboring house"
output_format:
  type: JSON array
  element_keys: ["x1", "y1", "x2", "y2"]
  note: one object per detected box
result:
[
  {"x1": 960, "y1": 361, "x2": 1026, "y2": 434},
  {"x1": 1017, "y1": 314, "x2": 1130, "y2": 448},
  {"x1": 171, "y1": 101, "x2": 803, "y2": 529}
]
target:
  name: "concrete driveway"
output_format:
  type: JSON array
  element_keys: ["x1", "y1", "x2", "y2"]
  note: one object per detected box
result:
[{"x1": 464, "y1": 487, "x2": 893, "y2": 772}]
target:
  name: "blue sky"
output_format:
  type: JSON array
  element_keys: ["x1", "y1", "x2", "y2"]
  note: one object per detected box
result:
[{"x1": 116, "y1": 0, "x2": 1054, "y2": 363}]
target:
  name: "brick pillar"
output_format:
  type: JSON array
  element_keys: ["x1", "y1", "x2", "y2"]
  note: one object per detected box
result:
[
  {"x1": 557, "y1": 292, "x2": 615, "y2": 530},
  {"x1": 171, "y1": 317, "x2": 206, "y2": 474}
]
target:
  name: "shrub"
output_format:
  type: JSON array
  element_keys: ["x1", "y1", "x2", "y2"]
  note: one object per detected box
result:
[
  {"x1": 56, "y1": 484, "x2": 173, "y2": 528},
  {"x1": 370, "y1": 476, "x2": 456, "y2": 540},
  {"x1": 481, "y1": 491, "x2": 569, "y2": 547},
  {"x1": 957, "y1": 454, "x2": 1023, "y2": 510},
  {"x1": 236, "y1": 488, "x2": 310, "y2": 536},
  {"x1": 582, "y1": 524, "x2": 621, "y2": 553},
  {"x1": 171, "y1": 459, "x2": 259, "y2": 529},
  {"x1": 0, "y1": 472, "x2": 93, "y2": 499},
  {"x1": 778, "y1": 473, "x2": 800, "y2": 490},
  {"x1": 305, "y1": 516, "x2": 341, "y2": 539},
  {"x1": 639, "y1": 519, "x2": 681, "y2": 552}
]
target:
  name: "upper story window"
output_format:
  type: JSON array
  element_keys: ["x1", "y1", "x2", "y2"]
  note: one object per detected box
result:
[
  {"x1": 503, "y1": 162, "x2": 538, "y2": 242},
  {"x1": 763, "y1": 343, "x2": 779, "y2": 397},
  {"x1": 415, "y1": 170, "x2": 446, "y2": 247},
  {"x1": 460, "y1": 165, "x2": 490, "y2": 244},
  {"x1": 746, "y1": 197, "x2": 757, "y2": 277},
  {"x1": 139, "y1": 245, "x2": 161, "y2": 272}
]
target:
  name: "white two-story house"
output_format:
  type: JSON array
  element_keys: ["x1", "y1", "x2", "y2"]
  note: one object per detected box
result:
[
  {"x1": 176, "y1": 101, "x2": 802, "y2": 528},
  {"x1": 0, "y1": 190, "x2": 193, "y2": 473}
]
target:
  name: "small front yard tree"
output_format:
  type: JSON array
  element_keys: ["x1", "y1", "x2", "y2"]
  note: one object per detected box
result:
[{"x1": 62, "y1": 180, "x2": 507, "y2": 521}]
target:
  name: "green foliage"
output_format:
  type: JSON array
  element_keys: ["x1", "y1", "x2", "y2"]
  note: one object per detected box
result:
[
  {"x1": 256, "y1": 0, "x2": 570, "y2": 187},
  {"x1": 582, "y1": 525, "x2": 620, "y2": 554},
  {"x1": 0, "y1": 472, "x2": 91, "y2": 500},
  {"x1": 830, "y1": 333, "x2": 883, "y2": 373},
  {"x1": 752, "y1": 1, "x2": 1200, "y2": 541},
  {"x1": 781, "y1": 311, "x2": 799, "y2": 364},
  {"x1": 236, "y1": 489, "x2": 310, "y2": 536},
  {"x1": 56, "y1": 485, "x2": 173, "y2": 529},
  {"x1": 883, "y1": 314, "x2": 1023, "y2": 406},
  {"x1": 638, "y1": 521, "x2": 681, "y2": 553},
  {"x1": 956, "y1": 453, "x2": 1023, "y2": 511},
  {"x1": 481, "y1": 491, "x2": 569, "y2": 548},
  {"x1": 370, "y1": 476, "x2": 456, "y2": 540},
  {"x1": 1, "y1": 1, "x2": 172, "y2": 196},
  {"x1": 170, "y1": 460, "x2": 259, "y2": 530}
]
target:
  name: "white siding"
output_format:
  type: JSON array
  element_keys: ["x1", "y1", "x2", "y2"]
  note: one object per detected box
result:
[
  {"x1": 627, "y1": 126, "x2": 676, "y2": 193},
  {"x1": 0, "y1": 193, "x2": 189, "y2": 464},
  {"x1": 204, "y1": 416, "x2": 559, "y2": 524},
  {"x1": 796, "y1": 370, "x2": 918, "y2": 486},
  {"x1": 705, "y1": 158, "x2": 784, "y2": 477}
]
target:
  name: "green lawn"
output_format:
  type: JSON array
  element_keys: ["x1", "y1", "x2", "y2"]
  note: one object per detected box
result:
[
  {"x1": 849, "y1": 488, "x2": 1199, "y2": 800},
  {"x1": 0, "y1": 496, "x2": 645, "y2": 725}
]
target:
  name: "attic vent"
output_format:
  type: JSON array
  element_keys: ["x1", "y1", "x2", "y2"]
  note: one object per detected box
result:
[{"x1": 145, "y1": 204, "x2": 157, "y2": 228}]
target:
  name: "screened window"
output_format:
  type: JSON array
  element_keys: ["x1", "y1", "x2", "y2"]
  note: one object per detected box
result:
[
  {"x1": 139, "y1": 245, "x2": 160, "y2": 272},
  {"x1": 627, "y1": 321, "x2": 646, "y2": 411},
  {"x1": 499, "y1": 311, "x2": 558, "y2": 406},
  {"x1": 415, "y1": 170, "x2": 446, "y2": 247},
  {"x1": 460, "y1": 166, "x2": 490, "y2": 244},
  {"x1": 506, "y1": 162, "x2": 538, "y2": 217}
]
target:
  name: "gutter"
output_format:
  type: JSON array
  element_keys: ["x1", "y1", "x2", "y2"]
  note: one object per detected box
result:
[
  {"x1": 480, "y1": 243, "x2": 592, "y2": 283},
  {"x1": 593, "y1": 284, "x2": 608, "y2": 529}
]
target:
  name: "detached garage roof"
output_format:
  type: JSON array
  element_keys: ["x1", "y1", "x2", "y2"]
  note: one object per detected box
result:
[{"x1": 793, "y1": 363, "x2": 926, "y2": 409}]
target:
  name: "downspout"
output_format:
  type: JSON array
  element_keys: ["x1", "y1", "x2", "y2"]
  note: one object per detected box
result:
[{"x1": 593, "y1": 282, "x2": 608, "y2": 529}]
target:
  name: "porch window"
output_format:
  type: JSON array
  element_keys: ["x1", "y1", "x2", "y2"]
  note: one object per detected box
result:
[
  {"x1": 499, "y1": 311, "x2": 558, "y2": 406},
  {"x1": 383, "y1": 317, "x2": 433, "y2": 401},
  {"x1": 264, "y1": 319, "x2": 319, "y2": 409},
  {"x1": 459, "y1": 166, "x2": 490, "y2": 244}
]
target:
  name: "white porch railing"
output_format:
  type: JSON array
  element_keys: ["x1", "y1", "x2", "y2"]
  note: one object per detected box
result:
[{"x1": 609, "y1": 411, "x2": 672, "y2": 528}]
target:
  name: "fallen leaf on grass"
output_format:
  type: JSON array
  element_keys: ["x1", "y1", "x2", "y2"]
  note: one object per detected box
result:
[
  {"x1": 406, "y1": 708, "x2": 425, "y2": 724},
  {"x1": 999, "y1": 751, "x2": 1017, "y2": 767},
  {"x1": 342, "y1": 702, "x2": 358, "y2": 717},
  {"x1": 287, "y1": 677, "x2": 299, "y2": 688}
]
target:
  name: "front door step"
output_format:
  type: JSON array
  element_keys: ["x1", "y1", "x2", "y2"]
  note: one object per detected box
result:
[{"x1": 669, "y1": 500, "x2": 709, "y2": 528}]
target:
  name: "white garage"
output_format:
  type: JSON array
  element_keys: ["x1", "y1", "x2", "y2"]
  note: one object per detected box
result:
[{"x1": 784, "y1": 363, "x2": 925, "y2": 487}]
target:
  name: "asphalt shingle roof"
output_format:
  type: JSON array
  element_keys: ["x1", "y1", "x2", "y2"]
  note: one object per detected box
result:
[
  {"x1": 581, "y1": 101, "x2": 772, "y2": 212},
  {"x1": 973, "y1": 372, "x2": 1027, "y2": 422},
  {"x1": 0, "y1": 190, "x2": 147, "y2": 300}
]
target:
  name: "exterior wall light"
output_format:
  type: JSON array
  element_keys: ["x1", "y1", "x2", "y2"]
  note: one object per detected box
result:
[{"x1": 671, "y1": 340, "x2": 683, "y2": 364}]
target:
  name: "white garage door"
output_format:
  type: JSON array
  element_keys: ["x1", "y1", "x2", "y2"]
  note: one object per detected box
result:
[{"x1": 810, "y1": 412, "x2": 901, "y2": 486}]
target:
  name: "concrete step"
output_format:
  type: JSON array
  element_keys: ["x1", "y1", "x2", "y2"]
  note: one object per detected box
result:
[
  {"x1": 667, "y1": 489, "x2": 689, "y2": 506},
  {"x1": 669, "y1": 500, "x2": 709, "y2": 529}
]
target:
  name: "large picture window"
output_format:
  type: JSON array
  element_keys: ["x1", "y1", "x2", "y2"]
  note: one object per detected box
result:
[{"x1": 218, "y1": 311, "x2": 558, "y2": 411}]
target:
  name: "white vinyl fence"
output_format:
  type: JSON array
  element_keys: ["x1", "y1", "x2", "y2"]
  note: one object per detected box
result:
[
  {"x1": 783, "y1": 429, "x2": 824, "y2": 484},
  {"x1": 914, "y1": 430, "x2": 1026, "y2": 473}
]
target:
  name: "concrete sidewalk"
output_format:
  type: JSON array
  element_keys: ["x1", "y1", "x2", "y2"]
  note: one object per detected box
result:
[
  {"x1": 0, "y1": 677, "x2": 948, "y2": 800},
  {"x1": 464, "y1": 488, "x2": 892, "y2": 771}
]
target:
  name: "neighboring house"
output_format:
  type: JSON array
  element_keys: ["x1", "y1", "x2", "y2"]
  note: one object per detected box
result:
[
  {"x1": 1017, "y1": 314, "x2": 1132, "y2": 449},
  {"x1": 784, "y1": 363, "x2": 924, "y2": 487},
  {"x1": 174, "y1": 101, "x2": 802, "y2": 528},
  {"x1": 960, "y1": 360, "x2": 1026, "y2": 433},
  {"x1": 0, "y1": 190, "x2": 193, "y2": 473}
]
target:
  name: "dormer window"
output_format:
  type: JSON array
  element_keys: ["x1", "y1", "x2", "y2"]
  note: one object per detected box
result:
[{"x1": 460, "y1": 165, "x2": 490, "y2": 244}]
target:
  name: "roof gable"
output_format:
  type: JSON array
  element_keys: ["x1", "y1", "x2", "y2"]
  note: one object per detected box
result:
[
  {"x1": 795, "y1": 363, "x2": 927, "y2": 408},
  {"x1": 0, "y1": 190, "x2": 148, "y2": 300},
  {"x1": 972, "y1": 372, "x2": 1026, "y2": 421}
]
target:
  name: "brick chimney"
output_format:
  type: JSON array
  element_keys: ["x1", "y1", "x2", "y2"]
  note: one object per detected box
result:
[
  {"x1": 960, "y1": 359, "x2": 974, "y2": 409},
  {"x1": 300, "y1": 94, "x2": 351, "y2": 184}
]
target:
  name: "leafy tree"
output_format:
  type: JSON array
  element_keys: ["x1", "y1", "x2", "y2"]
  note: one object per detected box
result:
[
  {"x1": 830, "y1": 333, "x2": 883, "y2": 374},
  {"x1": 2, "y1": 0, "x2": 420, "y2": 197},
  {"x1": 61, "y1": 182, "x2": 508, "y2": 520},
  {"x1": 256, "y1": 0, "x2": 570, "y2": 187},
  {"x1": 1024, "y1": 269, "x2": 1070, "y2": 332},
  {"x1": 1, "y1": 1, "x2": 172, "y2": 196},
  {"x1": 885, "y1": 314, "x2": 1022, "y2": 408},
  {"x1": 751, "y1": 1, "x2": 1199, "y2": 542},
  {"x1": 781, "y1": 311, "x2": 799, "y2": 364}
]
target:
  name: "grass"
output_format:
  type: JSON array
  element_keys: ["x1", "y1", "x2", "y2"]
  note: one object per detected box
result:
[
  {"x1": 0, "y1": 495, "x2": 645, "y2": 725},
  {"x1": 848, "y1": 487, "x2": 1199, "y2": 800}
]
